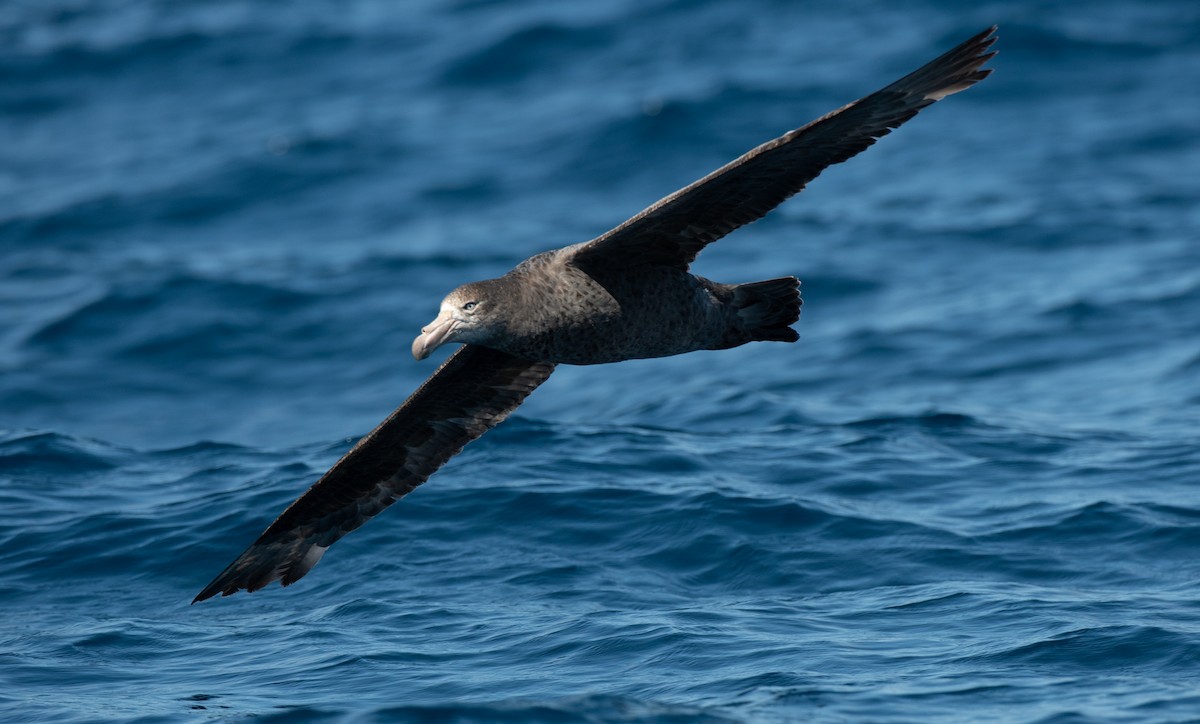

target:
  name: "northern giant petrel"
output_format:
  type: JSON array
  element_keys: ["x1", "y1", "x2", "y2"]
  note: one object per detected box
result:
[{"x1": 195, "y1": 27, "x2": 996, "y2": 601}]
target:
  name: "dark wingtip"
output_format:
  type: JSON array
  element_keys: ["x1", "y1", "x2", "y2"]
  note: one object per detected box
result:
[
  {"x1": 192, "y1": 574, "x2": 235, "y2": 604},
  {"x1": 192, "y1": 536, "x2": 327, "y2": 603},
  {"x1": 969, "y1": 25, "x2": 999, "y2": 65},
  {"x1": 904, "y1": 25, "x2": 998, "y2": 102},
  {"x1": 965, "y1": 25, "x2": 999, "y2": 51},
  {"x1": 191, "y1": 551, "x2": 263, "y2": 604}
]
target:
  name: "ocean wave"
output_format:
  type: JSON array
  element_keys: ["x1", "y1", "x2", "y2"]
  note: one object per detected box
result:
[
  {"x1": 24, "y1": 274, "x2": 319, "y2": 356},
  {"x1": 981, "y1": 624, "x2": 1200, "y2": 671},
  {"x1": 997, "y1": 22, "x2": 1182, "y2": 61},
  {"x1": 0, "y1": 30, "x2": 223, "y2": 83},
  {"x1": 440, "y1": 22, "x2": 615, "y2": 87},
  {"x1": 353, "y1": 694, "x2": 736, "y2": 723},
  {"x1": 556, "y1": 82, "x2": 803, "y2": 193},
  {"x1": 0, "y1": 6, "x2": 413, "y2": 83},
  {"x1": 0, "y1": 430, "x2": 122, "y2": 476},
  {"x1": 0, "y1": 131, "x2": 399, "y2": 248}
]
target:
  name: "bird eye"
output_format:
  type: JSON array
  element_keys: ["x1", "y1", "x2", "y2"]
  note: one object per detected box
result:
[{"x1": 463, "y1": 301, "x2": 478, "y2": 311}]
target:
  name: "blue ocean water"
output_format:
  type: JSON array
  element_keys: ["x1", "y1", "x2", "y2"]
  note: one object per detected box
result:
[{"x1": 2, "y1": 0, "x2": 1199, "y2": 720}]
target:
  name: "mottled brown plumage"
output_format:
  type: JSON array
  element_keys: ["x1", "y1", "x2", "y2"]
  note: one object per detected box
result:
[{"x1": 195, "y1": 27, "x2": 995, "y2": 601}]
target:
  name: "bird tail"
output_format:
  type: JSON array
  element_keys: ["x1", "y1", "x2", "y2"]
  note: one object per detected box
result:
[{"x1": 732, "y1": 276, "x2": 802, "y2": 343}]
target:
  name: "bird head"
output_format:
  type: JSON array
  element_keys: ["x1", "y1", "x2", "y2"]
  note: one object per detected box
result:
[{"x1": 412, "y1": 280, "x2": 505, "y2": 360}]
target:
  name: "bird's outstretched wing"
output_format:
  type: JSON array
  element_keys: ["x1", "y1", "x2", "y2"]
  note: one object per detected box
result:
[
  {"x1": 570, "y1": 26, "x2": 996, "y2": 271},
  {"x1": 194, "y1": 346, "x2": 555, "y2": 601}
]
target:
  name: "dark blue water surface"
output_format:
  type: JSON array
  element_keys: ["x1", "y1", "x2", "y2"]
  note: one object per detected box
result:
[{"x1": 3, "y1": 1, "x2": 1199, "y2": 721}]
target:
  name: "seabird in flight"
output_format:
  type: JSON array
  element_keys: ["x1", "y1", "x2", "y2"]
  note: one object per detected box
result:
[{"x1": 194, "y1": 27, "x2": 996, "y2": 601}]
